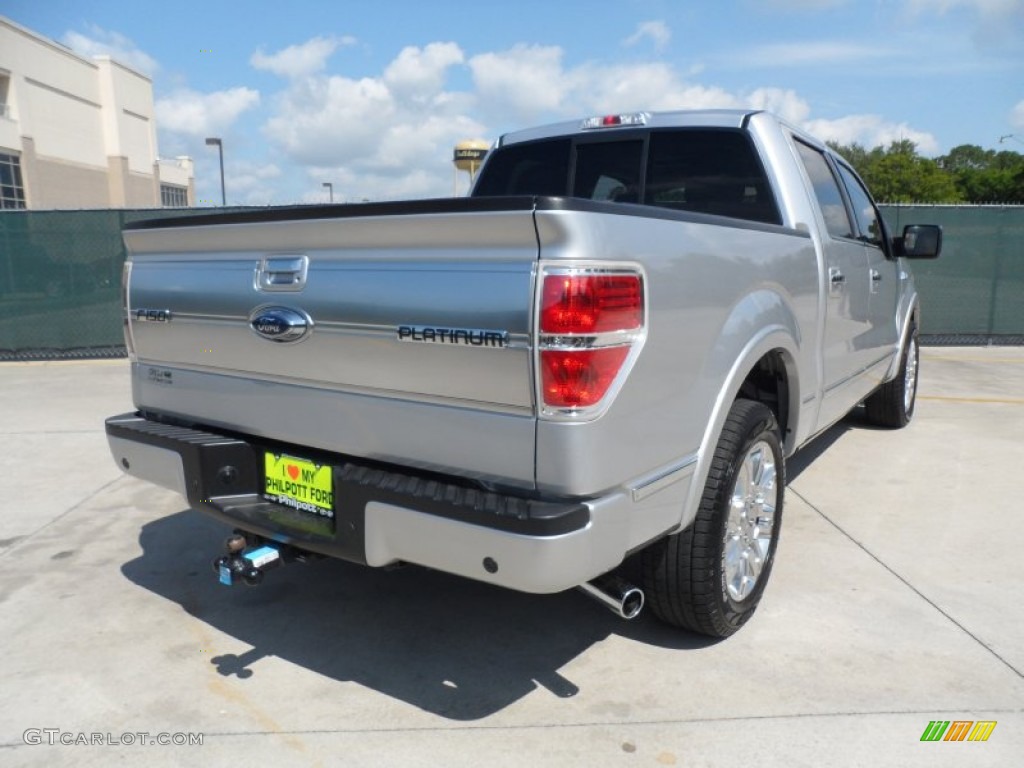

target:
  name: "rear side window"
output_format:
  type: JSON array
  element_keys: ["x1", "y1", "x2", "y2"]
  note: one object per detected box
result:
[
  {"x1": 473, "y1": 138, "x2": 570, "y2": 196},
  {"x1": 645, "y1": 130, "x2": 781, "y2": 225},
  {"x1": 794, "y1": 141, "x2": 855, "y2": 240}
]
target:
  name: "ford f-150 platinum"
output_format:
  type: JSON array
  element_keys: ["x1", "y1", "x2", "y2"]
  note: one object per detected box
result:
[{"x1": 106, "y1": 110, "x2": 941, "y2": 637}]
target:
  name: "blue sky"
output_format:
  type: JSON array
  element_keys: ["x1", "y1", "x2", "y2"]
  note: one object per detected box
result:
[{"x1": 4, "y1": 0, "x2": 1023, "y2": 205}]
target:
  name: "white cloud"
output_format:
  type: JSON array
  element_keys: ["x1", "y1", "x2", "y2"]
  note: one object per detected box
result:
[
  {"x1": 623, "y1": 21, "x2": 672, "y2": 51},
  {"x1": 384, "y1": 42, "x2": 465, "y2": 100},
  {"x1": 1011, "y1": 100, "x2": 1024, "y2": 130},
  {"x1": 903, "y1": 0, "x2": 1024, "y2": 48},
  {"x1": 905, "y1": 0, "x2": 1021, "y2": 14},
  {"x1": 804, "y1": 114, "x2": 940, "y2": 154},
  {"x1": 733, "y1": 41, "x2": 897, "y2": 68},
  {"x1": 228, "y1": 162, "x2": 283, "y2": 205},
  {"x1": 155, "y1": 87, "x2": 261, "y2": 138},
  {"x1": 250, "y1": 36, "x2": 353, "y2": 79},
  {"x1": 264, "y1": 76, "x2": 396, "y2": 166},
  {"x1": 470, "y1": 44, "x2": 568, "y2": 118},
  {"x1": 252, "y1": 37, "x2": 940, "y2": 201},
  {"x1": 61, "y1": 26, "x2": 158, "y2": 76},
  {"x1": 470, "y1": 45, "x2": 744, "y2": 124},
  {"x1": 261, "y1": 41, "x2": 484, "y2": 200},
  {"x1": 746, "y1": 88, "x2": 812, "y2": 124},
  {"x1": 575, "y1": 64, "x2": 739, "y2": 114}
]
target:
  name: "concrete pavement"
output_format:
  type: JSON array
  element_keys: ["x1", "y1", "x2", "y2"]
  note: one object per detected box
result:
[{"x1": 0, "y1": 349, "x2": 1021, "y2": 767}]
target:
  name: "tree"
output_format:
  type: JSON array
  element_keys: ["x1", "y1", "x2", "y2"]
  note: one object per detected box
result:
[
  {"x1": 827, "y1": 141, "x2": 872, "y2": 171},
  {"x1": 939, "y1": 144, "x2": 992, "y2": 172},
  {"x1": 829, "y1": 139, "x2": 1024, "y2": 203},
  {"x1": 938, "y1": 144, "x2": 1024, "y2": 202},
  {"x1": 844, "y1": 140, "x2": 959, "y2": 203}
]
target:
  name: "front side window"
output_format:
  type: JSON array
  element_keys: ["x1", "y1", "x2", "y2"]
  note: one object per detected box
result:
[
  {"x1": 836, "y1": 163, "x2": 883, "y2": 247},
  {"x1": 795, "y1": 141, "x2": 853, "y2": 240}
]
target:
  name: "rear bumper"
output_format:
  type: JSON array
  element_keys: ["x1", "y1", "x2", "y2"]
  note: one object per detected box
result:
[{"x1": 105, "y1": 412, "x2": 633, "y2": 593}]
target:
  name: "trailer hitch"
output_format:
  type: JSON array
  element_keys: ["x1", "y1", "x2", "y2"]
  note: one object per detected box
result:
[{"x1": 212, "y1": 533, "x2": 316, "y2": 587}]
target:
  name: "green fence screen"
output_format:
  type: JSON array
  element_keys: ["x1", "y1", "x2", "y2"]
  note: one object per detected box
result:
[
  {"x1": 0, "y1": 208, "x2": 250, "y2": 359},
  {"x1": 1, "y1": 204, "x2": 1021, "y2": 359},
  {"x1": 879, "y1": 205, "x2": 1023, "y2": 341}
]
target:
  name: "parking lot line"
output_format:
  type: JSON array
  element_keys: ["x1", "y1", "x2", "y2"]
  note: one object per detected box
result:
[{"x1": 918, "y1": 395, "x2": 1024, "y2": 405}]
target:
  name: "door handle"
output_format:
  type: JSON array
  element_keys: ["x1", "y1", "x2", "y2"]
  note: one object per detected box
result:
[
  {"x1": 257, "y1": 255, "x2": 308, "y2": 292},
  {"x1": 870, "y1": 269, "x2": 881, "y2": 294},
  {"x1": 829, "y1": 268, "x2": 845, "y2": 294}
]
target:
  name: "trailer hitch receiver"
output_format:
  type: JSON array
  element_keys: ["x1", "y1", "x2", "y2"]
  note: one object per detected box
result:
[{"x1": 212, "y1": 534, "x2": 287, "y2": 587}]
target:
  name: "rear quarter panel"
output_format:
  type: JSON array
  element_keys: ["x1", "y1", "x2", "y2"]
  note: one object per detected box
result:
[{"x1": 534, "y1": 205, "x2": 818, "y2": 530}]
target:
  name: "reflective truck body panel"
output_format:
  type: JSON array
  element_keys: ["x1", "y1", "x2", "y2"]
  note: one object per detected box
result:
[
  {"x1": 124, "y1": 204, "x2": 541, "y2": 489},
  {"x1": 107, "y1": 109, "x2": 924, "y2": 598}
]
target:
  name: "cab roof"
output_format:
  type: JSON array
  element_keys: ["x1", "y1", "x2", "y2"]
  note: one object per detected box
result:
[{"x1": 497, "y1": 109, "x2": 762, "y2": 146}]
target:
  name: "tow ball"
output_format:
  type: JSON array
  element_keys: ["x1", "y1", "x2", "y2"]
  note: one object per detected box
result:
[{"x1": 212, "y1": 533, "x2": 312, "y2": 587}]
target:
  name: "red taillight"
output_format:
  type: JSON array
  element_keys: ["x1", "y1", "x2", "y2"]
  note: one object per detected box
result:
[
  {"x1": 541, "y1": 348, "x2": 630, "y2": 408},
  {"x1": 538, "y1": 269, "x2": 645, "y2": 415},
  {"x1": 540, "y1": 274, "x2": 643, "y2": 334}
]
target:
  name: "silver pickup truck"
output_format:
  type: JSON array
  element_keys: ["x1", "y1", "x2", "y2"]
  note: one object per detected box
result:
[{"x1": 106, "y1": 109, "x2": 940, "y2": 638}]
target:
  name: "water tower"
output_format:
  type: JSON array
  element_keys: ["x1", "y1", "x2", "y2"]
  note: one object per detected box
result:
[{"x1": 453, "y1": 139, "x2": 489, "y2": 195}]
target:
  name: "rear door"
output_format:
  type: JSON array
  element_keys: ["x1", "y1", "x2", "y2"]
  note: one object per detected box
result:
[
  {"x1": 793, "y1": 141, "x2": 873, "y2": 402},
  {"x1": 834, "y1": 162, "x2": 901, "y2": 370}
]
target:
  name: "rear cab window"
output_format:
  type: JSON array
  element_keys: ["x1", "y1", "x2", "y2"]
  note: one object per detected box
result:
[
  {"x1": 474, "y1": 129, "x2": 782, "y2": 226},
  {"x1": 472, "y1": 138, "x2": 571, "y2": 197}
]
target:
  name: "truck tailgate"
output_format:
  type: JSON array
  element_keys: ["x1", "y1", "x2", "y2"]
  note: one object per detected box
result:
[{"x1": 123, "y1": 200, "x2": 539, "y2": 489}]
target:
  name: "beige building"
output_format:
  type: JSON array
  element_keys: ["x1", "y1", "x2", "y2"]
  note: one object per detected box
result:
[{"x1": 0, "y1": 16, "x2": 193, "y2": 210}]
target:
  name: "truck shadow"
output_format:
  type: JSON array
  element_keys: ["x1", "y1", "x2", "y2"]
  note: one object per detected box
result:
[
  {"x1": 787, "y1": 407, "x2": 880, "y2": 483},
  {"x1": 121, "y1": 509, "x2": 716, "y2": 720}
]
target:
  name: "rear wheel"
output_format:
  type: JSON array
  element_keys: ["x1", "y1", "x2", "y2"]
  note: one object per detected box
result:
[
  {"x1": 864, "y1": 325, "x2": 918, "y2": 428},
  {"x1": 641, "y1": 399, "x2": 784, "y2": 638}
]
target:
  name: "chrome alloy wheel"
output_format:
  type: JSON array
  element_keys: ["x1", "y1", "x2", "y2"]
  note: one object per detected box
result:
[
  {"x1": 904, "y1": 338, "x2": 919, "y2": 414},
  {"x1": 723, "y1": 440, "x2": 778, "y2": 602}
]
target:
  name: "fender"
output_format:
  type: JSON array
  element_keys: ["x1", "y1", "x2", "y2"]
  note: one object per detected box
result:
[
  {"x1": 884, "y1": 269, "x2": 920, "y2": 382},
  {"x1": 672, "y1": 289, "x2": 803, "y2": 535}
]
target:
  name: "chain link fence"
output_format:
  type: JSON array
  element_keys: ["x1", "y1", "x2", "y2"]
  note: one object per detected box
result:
[{"x1": 1, "y1": 204, "x2": 1021, "y2": 360}]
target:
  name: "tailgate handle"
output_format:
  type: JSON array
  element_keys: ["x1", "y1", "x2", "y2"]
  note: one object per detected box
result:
[{"x1": 257, "y1": 255, "x2": 308, "y2": 292}]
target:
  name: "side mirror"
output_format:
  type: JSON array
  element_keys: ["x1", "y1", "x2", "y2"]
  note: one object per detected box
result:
[{"x1": 894, "y1": 224, "x2": 942, "y2": 259}]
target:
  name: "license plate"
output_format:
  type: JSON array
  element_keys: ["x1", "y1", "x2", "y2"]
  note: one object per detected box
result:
[{"x1": 263, "y1": 452, "x2": 334, "y2": 519}]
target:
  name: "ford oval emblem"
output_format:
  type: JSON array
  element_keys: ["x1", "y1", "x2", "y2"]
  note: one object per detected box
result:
[{"x1": 249, "y1": 306, "x2": 312, "y2": 343}]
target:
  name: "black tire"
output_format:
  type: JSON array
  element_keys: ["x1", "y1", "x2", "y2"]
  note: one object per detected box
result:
[
  {"x1": 864, "y1": 326, "x2": 918, "y2": 428},
  {"x1": 641, "y1": 399, "x2": 784, "y2": 638}
]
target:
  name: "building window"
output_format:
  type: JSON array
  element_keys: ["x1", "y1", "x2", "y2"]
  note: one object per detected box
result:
[
  {"x1": 0, "y1": 71, "x2": 10, "y2": 119},
  {"x1": 0, "y1": 153, "x2": 26, "y2": 209},
  {"x1": 161, "y1": 184, "x2": 188, "y2": 207}
]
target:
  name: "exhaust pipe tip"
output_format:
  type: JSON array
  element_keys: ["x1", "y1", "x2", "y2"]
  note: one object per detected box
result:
[
  {"x1": 619, "y1": 586, "x2": 644, "y2": 620},
  {"x1": 578, "y1": 575, "x2": 645, "y2": 620}
]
